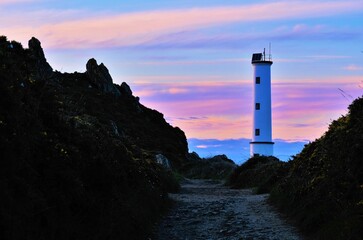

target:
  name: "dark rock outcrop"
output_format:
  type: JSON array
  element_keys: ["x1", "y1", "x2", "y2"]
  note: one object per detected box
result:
[
  {"x1": 28, "y1": 37, "x2": 47, "y2": 59},
  {"x1": 86, "y1": 58, "x2": 120, "y2": 96},
  {"x1": 28, "y1": 37, "x2": 53, "y2": 80},
  {"x1": 121, "y1": 82, "x2": 133, "y2": 96}
]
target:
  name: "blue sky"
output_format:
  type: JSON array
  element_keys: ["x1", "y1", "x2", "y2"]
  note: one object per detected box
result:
[{"x1": 1, "y1": 0, "x2": 363, "y2": 163}]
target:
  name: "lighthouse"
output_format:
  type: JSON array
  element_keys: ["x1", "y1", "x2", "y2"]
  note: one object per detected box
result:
[{"x1": 250, "y1": 49, "x2": 274, "y2": 157}]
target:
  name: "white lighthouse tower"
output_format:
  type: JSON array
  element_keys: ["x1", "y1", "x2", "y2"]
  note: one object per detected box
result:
[{"x1": 250, "y1": 49, "x2": 274, "y2": 157}]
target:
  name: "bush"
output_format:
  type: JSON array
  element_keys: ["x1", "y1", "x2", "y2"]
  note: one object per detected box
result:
[
  {"x1": 227, "y1": 155, "x2": 287, "y2": 193},
  {"x1": 180, "y1": 153, "x2": 236, "y2": 180}
]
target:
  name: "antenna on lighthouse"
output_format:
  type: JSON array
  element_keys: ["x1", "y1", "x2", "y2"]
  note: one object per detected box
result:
[
  {"x1": 269, "y1": 42, "x2": 271, "y2": 61},
  {"x1": 263, "y1": 48, "x2": 266, "y2": 61}
]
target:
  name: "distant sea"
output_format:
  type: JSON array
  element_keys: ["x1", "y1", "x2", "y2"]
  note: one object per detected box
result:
[{"x1": 188, "y1": 138, "x2": 308, "y2": 164}]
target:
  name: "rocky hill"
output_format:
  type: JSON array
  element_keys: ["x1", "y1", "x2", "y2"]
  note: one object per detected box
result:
[{"x1": 0, "y1": 36, "x2": 188, "y2": 239}]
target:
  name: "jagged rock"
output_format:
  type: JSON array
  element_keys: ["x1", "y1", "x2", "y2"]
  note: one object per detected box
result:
[
  {"x1": 86, "y1": 58, "x2": 120, "y2": 96},
  {"x1": 187, "y1": 151, "x2": 202, "y2": 162},
  {"x1": 121, "y1": 82, "x2": 133, "y2": 96},
  {"x1": 155, "y1": 154, "x2": 172, "y2": 169},
  {"x1": 28, "y1": 37, "x2": 46, "y2": 59},
  {"x1": 28, "y1": 37, "x2": 53, "y2": 80}
]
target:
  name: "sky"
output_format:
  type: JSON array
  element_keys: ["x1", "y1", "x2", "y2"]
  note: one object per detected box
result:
[{"x1": 1, "y1": 0, "x2": 363, "y2": 163}]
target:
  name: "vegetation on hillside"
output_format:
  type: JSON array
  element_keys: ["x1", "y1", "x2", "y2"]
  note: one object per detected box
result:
[
  {"x1": 0, "y1": 36, "x2": 186, "y2": 239},
  {"x1": 228, "y1": 96, "x2": 363, "y2": 239},
  {"x1": 270, "y1": 96, "x2": 363, "y2": 239}
]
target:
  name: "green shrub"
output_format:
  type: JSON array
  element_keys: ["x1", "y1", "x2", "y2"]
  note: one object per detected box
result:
[
  {"x1": 270, "y1": 96, "x2": 363, "y2": 239},
  {"x1": 228, "y1": 155, "x2": 287, "y2": 193},
  {"x1": 180, "y1": 153, "x2": 236, "y2": 180}
]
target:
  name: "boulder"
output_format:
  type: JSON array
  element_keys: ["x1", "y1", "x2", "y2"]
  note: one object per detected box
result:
[
  {"x1": 86, "y1": 58, "x2": 120, "y2": 96},
  {"x1": 155, "y1": 154, "x2": 171, "y2": 169}
]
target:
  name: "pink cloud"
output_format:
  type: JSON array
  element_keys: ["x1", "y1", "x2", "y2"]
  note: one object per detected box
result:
[
  {"x1": 2, "y1": 0, "x2": 363, "y2": 48},
  {"x1": 271, "y1": 79, "x2": 362, "y2": 139},
  {"x1": 273, "y1": 55, "x2": 351, "y2": 63},
  {"x1": 137, "y1": 58, "x2": 249, "y2": 66},
  {"x1": 0, "y1": 0, "x2": 35, "y2": 5},
  {"x1": 343, "y1": 64, "x2": 363, "y2": 71},
  {"x1": 305, "y1": 55, "x2": 351, "y2": 60},
  {"x1": 132, "y1": 77, "x2": 362, "y2": 140},
  {"x1": 273, "y1": 75, "x2": 363, "y2": 84},
  {"x1": 166, "y1": 87, "x2": 188, "y2": 94},
  {"x1": 292, "y1": 23, "x2": 325, "y2": 33},
  {"x1": 196, "y1": 145, "x2": 208, "y2": 149},
  {"x1": 196, "y1": 144, "x2": 222, "y2": 149},
  {"x1": 171, "y1": 115, "x2": 247, "y2": 140},
  {"x1": 128, "y1": 75, "x2": 236, "y2": 84}
]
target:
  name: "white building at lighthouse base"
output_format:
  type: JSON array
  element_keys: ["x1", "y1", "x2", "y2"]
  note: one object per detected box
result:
[{"x1": 250, "y1": 142, "x2": 274, "y2": 157}]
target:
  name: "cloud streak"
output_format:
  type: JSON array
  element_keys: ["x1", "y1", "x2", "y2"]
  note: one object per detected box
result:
[
  {"x1": 137, "y1": 24, "x2": 361, "y2": 49},
  {"x1": 0, "y1": 0, "x2": 35, "y2": 5},
  {"x1": 344, "y1": 64, "x2": 363, "y2": 71},
  {"x1": 2, "y1": 0, "x2": 363, "y2": 48}
]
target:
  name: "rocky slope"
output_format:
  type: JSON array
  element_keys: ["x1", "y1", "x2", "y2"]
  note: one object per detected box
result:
[{"x1": 0, "y1": 36, "x2": 188, "y2": 239}]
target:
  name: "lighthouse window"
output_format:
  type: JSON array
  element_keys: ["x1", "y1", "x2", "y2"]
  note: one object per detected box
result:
[
  {"x1": 256, "y1": 77, "x2": 260, "y2": 84},
  {"x1": 255, "y1": 103, "x2": 260, "y2": 110},
  {"x1": 255, "y1": 129, "x2": 260, "y2": 136}
]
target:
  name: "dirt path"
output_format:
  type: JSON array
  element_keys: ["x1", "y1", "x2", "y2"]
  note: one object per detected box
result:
[{"x1": 154, "y1": 179, "x2": 302, "y2": 240}]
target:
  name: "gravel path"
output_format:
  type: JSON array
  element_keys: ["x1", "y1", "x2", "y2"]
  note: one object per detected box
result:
[{"x1": 154, "y1": 179, "x2": 302, "y2": 240}]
